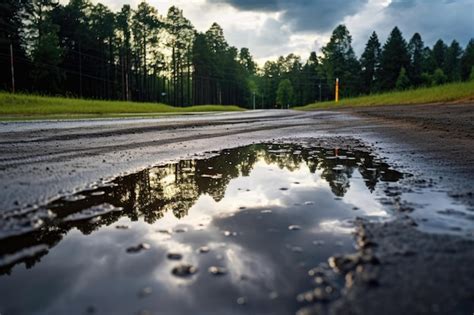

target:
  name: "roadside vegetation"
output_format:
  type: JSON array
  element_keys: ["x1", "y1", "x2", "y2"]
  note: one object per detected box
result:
[
  {"x1": 296, "y1": 81, "x2": 474, "y2": 110},
  {"x1": 2, "y1": 1, "x2": 473, "y2": 110},
  {"x1": 0, "y1": 92, "x2": 244, "y2": 120}
]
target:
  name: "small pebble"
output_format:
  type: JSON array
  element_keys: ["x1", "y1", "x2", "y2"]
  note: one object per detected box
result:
[
  {"x1": 172, "y1": 264, "x2": 198, "y2": 277},
  {"x1": 167, "y1": 253, "x2": 183, "y2": 260},
  {"x1": 289, "y1": 225, "x2": 302, "y2": 231},
  {"x1": 126, "y1": 243, "x2": 150, "y2": 254},
  {"x1": 116, "y1": 225, "x2": 130, "y2": 230},
  {"x1": 208, "y1": 266, "x2": 227, "y2": 276},
  {"x1": 198, "y1": 246, "x2": 210, "y2": 254}
]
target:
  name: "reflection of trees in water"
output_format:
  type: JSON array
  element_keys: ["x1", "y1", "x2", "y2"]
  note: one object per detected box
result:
[{"x1": 0, "y1": 143, "x2": 402, "y2": 275}]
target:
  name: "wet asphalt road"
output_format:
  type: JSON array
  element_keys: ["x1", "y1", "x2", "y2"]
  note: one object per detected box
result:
[{"x1": 1, "y1": 105, "x2": 473, "y2": 314}]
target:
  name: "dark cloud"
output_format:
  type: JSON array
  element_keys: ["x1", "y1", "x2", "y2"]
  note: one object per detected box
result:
[
  {"x1": 209, "y1": 0, "x2": 368, "y2": 32},
  {"x1": 381, "y1": 0, "x2": 474, "y2": 46}
]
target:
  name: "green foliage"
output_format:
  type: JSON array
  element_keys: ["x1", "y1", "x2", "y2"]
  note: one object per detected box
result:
[
  {"x1": 26, "y1": 0, "x2": 63, "y2": 92},
  {"x1": 469, "y1": 66, "x2": 474, "y2": 81},
  {"x1": 276, "y1": 79, "x2": 294, "y2": 108},
  {"x1": 420, "y1": 73, "x2": 433, "y2": 87},
  {"x1": 1, "y1": 1, "x2": 472, "y2": 110},
  {"x1": 431, "y1": 68, "x2": 448, "y2": 86},
  {"x1": 408, "y1": 33, "x2": 424, "y2": 86},
  {"x1": 378, "y1": 27, "x2": 410, "y2": 90},
  {"x1": 432, "y1": 39, "x2": 447, "y2": 69},
  {"x1": 360, "y1": 31, "x2": 381, "y2": 93},
  {"x1": 444, "y1": 40, "x2": 463, "y2": 81},
  {"x1": 461, "y1": 39, "x2": 474, "y2": 80},
  {"x1": 0, "y1": 92, "x2": 244, "y2": 119},
  {"x1": 320, "y1": 24, "x2": 361, "y2": 97},
  {"x1": 297, "y1": 81, "x2": 474, "y2": 110},
  {"x1": 396, "y1": 67, "x2": 411, "y2": 90}
]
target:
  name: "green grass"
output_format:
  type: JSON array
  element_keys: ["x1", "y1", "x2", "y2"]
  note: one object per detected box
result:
[
  {"x1": 0, "y1": 92, "x2": 244, "y2": 120},
  {"x1": 296, "y1": 81, "x2": 474, "y2": 110}
]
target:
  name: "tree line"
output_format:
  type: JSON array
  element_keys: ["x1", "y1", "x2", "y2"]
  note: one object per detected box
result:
[{"x1": 1, "y1": 0, "x2": 473, "y2": 108}]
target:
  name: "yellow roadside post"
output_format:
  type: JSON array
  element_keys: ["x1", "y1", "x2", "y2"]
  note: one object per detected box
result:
[{"x1": 335, "y1": 78, "x2": 339, "y2": 103}]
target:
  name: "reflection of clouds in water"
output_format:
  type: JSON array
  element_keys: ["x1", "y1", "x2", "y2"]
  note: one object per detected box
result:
[
  {"x1": 223, "y1": 244, "x2": 276, "y2": 290},
  {"x1": 0, "y1": 144, "x2": 406, "y2": 315},
  {"x1": 342, "y1": 169, "x2": 388, "y2": 217},
  {"x1": 318, "y1": 219, "x2": 355, "y2": 235}
]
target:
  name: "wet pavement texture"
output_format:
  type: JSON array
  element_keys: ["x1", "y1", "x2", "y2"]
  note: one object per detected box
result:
[
  {"x1": 1, "y1": 106, "x2": 474, "y2": 315},
  {"x1": 0, "y1": 142, "x2": 408, "y2": 315},
  {"x1": 1, "y1": 141, "x2": 472, "y2": 315}
]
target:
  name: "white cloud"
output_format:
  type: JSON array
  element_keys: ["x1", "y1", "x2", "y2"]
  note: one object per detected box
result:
[{"x1": 59, "y1": 0, "x2": 474, "y2": 63}]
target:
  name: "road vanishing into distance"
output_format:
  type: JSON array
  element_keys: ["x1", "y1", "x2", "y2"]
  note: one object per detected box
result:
[{"x1": 1, "y1": 104, "x2": 473, "y2": 315}]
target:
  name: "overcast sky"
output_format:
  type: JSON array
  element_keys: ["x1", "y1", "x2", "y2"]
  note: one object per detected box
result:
[{"x1": 82, "y1": 0, "x2": 474, "y2": 64}]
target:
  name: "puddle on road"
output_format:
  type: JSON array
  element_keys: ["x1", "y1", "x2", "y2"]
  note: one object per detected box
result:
[{"x1": 0, "y1": 142, "x2": 463, "y2": 315}]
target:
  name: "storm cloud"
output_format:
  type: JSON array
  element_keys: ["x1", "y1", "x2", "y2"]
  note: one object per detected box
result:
[
  {"x1": 90, "y1": 0, "x2": 474, "y2": 62},
  {"x1": 209, "y1": 0, "x2": 369, "y2": 32}
]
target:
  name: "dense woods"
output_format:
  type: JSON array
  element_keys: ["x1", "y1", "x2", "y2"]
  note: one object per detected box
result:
[{"x1": 1, "y1": 0, "x2": 473, "y2": 108}]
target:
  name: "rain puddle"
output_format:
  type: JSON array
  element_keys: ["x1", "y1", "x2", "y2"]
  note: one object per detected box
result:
[{"x1": 0, "y1": 142, "x2": 469, "y2": 314}]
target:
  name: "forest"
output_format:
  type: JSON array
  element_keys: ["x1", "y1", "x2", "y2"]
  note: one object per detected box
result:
[{"x1": 1, "y1": 0, "x2": 473, "y2": 109}]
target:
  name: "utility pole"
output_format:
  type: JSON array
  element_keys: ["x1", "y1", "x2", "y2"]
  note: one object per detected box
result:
[
  {"x1": 10, "y1": 41, "x2": 15, "y2": 93},
  {"x1": 335, "y1": 78, "x2": 339, "y2": 103}
]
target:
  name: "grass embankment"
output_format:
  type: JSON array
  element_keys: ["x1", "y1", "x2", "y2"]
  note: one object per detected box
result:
[
  {"x1": 0, "y1": 92, "x2": 244, "y2": 120},
  {"x1": 296, "y1": 81, "x2": 474, "y2": 110}
]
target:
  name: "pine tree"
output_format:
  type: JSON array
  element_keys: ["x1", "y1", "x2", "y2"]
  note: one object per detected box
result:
[
  {"x1": 460, "y1": 39, "x2": 474, "y2": 81},
  {"x1": 444, "y1": 40, "x2": 463, "y2": 82},
  {"x1": 0, "y1": 0, "x2": 30, "y2": 91},
  {"x1": 408, "y1": 33, "x2": 424, "y2": 87},
  {"x1": 360, "y1": 31, "x2": 381, "y2": 93},
  {"x1": 320, "y1": 24, "x2": 361, "y2": 97},
  {"x1": 166, "y1": 6, "x2": 195, "y2": 106},
  {"x1": 379, "y1": 27, "x2": 410, "y2": 91},
  {"x1": 302, "y1": 52, "x2": 320, "y2": 104},
  {"x1": 276, "y1": 79, "x2": 293, "y2": 109},
  {"x1": 132, "y1": 1, "x2": 161, "y2": 101},
  {"x1": 432, "y1": 39, "x2": 447, "y2": 70},
  {"x1": 26, "y1": 0, "x2": 63, "y2": 93}
]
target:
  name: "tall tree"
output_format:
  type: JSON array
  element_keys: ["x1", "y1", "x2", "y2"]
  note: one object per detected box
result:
[
  {"x1": 89, "y1": 3, "x2": 116, "y2": 99},
  {"x1": 444, "y1": 40, "x2": 463, "y2": 82},
  {"x1": 205, "y1": 23, "x2": 228, "y2": 104},
  {"x1": 166, "y1": 6, "x2": 194, "y2": 106},
  {"x1": 276, "y1": 79, "x2": 293, "y2": 109},
  {"x1": 239, "y1": 48, "x2": 256, "y2": 75},
  {"x1": 116, "y1": 4, "x2": 133, "y2": 100},
  {"x1": 378, "y1": 27, "x2": 410, "y2": 91},
  {"x1": 408, "y1": 33, "x2": 424, "y2": 86},
  {"x1": 0, "y1": 0, "x2": 30, "y2": 91},
  {"x1": 26, "y1": 0, "x2": 63, "y2": 92},
  {"x1": 461, "y1": 39, "x2": 474, "y2": 81},
  {"x1": 302, "y1": 52, "x2": 321, "y2": 104},
  {"x1": 432, "y1": 39, "x2": 447, "y2": 70},
  {"x1": 360, "y1": 31, "x2": 381, "y2": 93},
  {"x1": 320, "y1": 24, "x2": 361, "y2": 98},
  {"x1": 132, "y1": 1, "x2": 161, "y2": 101}
]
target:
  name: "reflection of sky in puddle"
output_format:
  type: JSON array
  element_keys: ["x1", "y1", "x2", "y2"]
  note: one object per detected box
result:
[
  {"x1": 0, "y1": 144, "x2": 404, "y2": 315},
  {"x1": 402, "y1": 190, "x2": 474, "y2": 236}
]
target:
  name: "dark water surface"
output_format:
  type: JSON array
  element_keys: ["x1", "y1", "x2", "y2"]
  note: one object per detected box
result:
[{"x1": 0, "y1": 143, "x2": 403, "y2": 315}]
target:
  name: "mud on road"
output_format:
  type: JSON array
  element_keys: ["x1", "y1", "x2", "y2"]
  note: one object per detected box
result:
[{"x1": 0, "y1": 104, "x2": 473, "y2": 314}]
